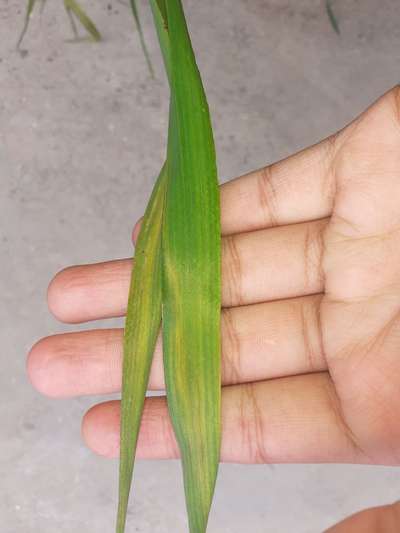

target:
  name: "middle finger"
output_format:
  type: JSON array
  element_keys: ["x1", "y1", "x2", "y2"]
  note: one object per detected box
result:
[{"x1": 28, "y1": 294, "x2": 326, "y2": 397}]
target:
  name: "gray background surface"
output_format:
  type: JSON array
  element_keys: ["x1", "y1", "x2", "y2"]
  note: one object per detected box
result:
[{"x1": 2, "y1": 0, "x2": 400, "y2": 531}]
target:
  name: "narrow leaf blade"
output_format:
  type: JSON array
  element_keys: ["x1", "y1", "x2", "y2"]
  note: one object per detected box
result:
[
  {"x1": 64, "y1": 0, "x2": 101, "y2": 41},
  {"x1": 64, "y1": 0, "x2": 79, "y2": 39},
  {"x1": 149, "y1": 0, "x2": 171, "y2": 82},
  {"x1": 116, "y1": 165, "x2": 168, "y2": 533},
  {"x1": 17, "y1": 0, "x2": 39, "y2": 49},
  {"x1": 326, "y1": 0, "x2": 340, "y2": 35},
  {"x1": 162, "y1": 1, "x2": 221, "y2": 532},
  {"x1": 129, "y1": 0, "x2": 154, "y2": 76}
]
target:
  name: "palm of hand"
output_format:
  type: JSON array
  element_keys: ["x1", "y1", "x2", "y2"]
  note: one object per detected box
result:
[
  {"x1": 28, "y1": 87, "x2": 400, "y2": 465},
  {"x1": 322, "y1": 88, "x2": 400, "y2": 465}
]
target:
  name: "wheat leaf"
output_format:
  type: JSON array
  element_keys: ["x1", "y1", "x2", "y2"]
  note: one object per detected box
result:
[
  {"x1": 64, "y1": 2, "x2": 79, "y2": 39},
  {"x1": 162, "y1": 1, "x2": 221, "y2": 531},
  {"x1": 116, "y1": 164, "x2": 168, "y2": 533},
  {"x1": 326, "y1": 0, "x2": 340, "y2": 35},
  {"x1": 116, "y1": 4, "x2": 170, "y2": 531},
  {"x1": 17, "y1": 0, "x2": 39, "y2": 50},
  {"x1": 129, "y1": 0, "x2": 154, "y2": 76},
  {"x1": 149, "y1": 0, "x2": 170, "y2": 81},
  {"x1": 63, "y1": 0, "x2": 101, "y2": 41},
  {"x1": 117, "y1": 2, "x2": 220, "y2": 532}
]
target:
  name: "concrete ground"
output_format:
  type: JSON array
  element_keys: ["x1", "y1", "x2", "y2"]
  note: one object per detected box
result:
[{"x1": 2, "y1": 0, "x2": 400, "y2": 531}]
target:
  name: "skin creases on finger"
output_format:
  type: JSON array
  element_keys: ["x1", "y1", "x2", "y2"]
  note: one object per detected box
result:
[
  {"x1": 131, "y1": 131, "x2": 336, "y2": 244},
  {"x1": 221, "y1": 217, "x2": 327, "y2": 307},
  {"x1": 28, "y1": 294, "x2": 326, "y2": 398},
  {"x1": 219, "y1": 139, "x2": 335, "y2": 236},
  {"x1": 82, "y1": 372, "x2": 364, "y2": 464},
  {"x1": 47, "y1": 218, "x2": 328, "y2": 323}
]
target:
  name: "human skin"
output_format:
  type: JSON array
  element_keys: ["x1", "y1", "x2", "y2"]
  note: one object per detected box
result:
[
  {"x1": 28, "y1": 87, "x2": 400, "y2": 530},
  {"x1": 326, "y1": 501, "x2": 400, "y2": 532}
]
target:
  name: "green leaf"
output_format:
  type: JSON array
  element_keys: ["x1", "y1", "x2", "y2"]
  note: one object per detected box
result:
[
  {"x1": 117, "y1": 2, "x2": 220, "y2": 532},
  {"x1": 64, "y1": 1, "x2": 79, "y2": 39},
  {"x1": 154, "y1": 0, "x2": 168, "y2": 29},
  {"x1": 129, "y1": 0, "x2": 154, "y2": 76},
  {"x1": 162, "y1": 1, "x2": 221, "y2": 532},
  {"x1": 326, "y1": 0, "x2": 340, "y2": 35},
  {"x1": 17, "y1": 0, "x2": 39, "y2": 50},
  {"x1": 63, "y1": 0, "x2": 101, "y2": 41},
  {"x1": 117, "y1": 5, "x2": 169, "y2": 532},
  {"x1": 116, "y1": 164, "x2": 168, "y2": 533},
  {"x1": 149, "y1": 0, "x2": 171, "y2": 81}
]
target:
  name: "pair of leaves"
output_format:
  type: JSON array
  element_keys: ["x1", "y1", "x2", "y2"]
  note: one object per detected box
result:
[
  {"x1": 117, "y1": 1, "x2": 221, "y2": 533},
  {"x1": 64, "y1": 0, "x2": 101, "y2": 41},
  {"x1": 18, "y1": 0, "x2": 101, "y2": 49}
]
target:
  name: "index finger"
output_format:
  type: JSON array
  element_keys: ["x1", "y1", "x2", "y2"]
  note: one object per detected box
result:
[
  {"x1": 220, "y1": 137, "x2": 335, "y2": 235},
  {"x1": 133, "y1": 135, "x2": 336, "y2": 245}
]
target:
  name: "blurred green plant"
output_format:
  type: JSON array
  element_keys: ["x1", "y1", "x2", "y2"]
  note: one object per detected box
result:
[
  {"x1": 18, "y1": 0, "x2": 154, "y2": 72},
  {"x1": 19, "y1": 1, "x2": 342, "y2": 54},
  {"x1": 17, "y1": 0, "x2": 101, "y2": 48},
  {"x1": 326, "y1": 0, "x2": 340, "y2": 35}
]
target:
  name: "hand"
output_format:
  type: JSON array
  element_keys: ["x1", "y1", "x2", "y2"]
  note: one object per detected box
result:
[
  {"x1": 28, "y1": 86, "x2": 400, "y2": 466},
  {"x1": 326, "y1": 501, "x2": 400, "y2": 532}
]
